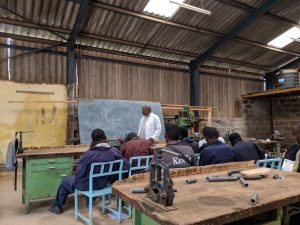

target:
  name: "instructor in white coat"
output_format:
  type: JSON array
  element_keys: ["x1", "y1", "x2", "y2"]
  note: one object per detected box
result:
[{"x1": 138, "y1": 105, "x2": 162, "y2": 142}]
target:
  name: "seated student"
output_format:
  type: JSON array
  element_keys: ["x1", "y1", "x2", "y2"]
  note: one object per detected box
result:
[
  {"x1": 49, "y1": 129, "x2": 129, "y2": 214},
  {"x1": 198, "y1": 136, "x2": 225, "y2": 152},
  {"x1": 153, "y1": 124, "x2": 195, "y2": 168},
  {"x1": 179, "y1": 127, "x2": 200, "y2": 154},
  {"x1": 285, "y1": 124, "x2": 300, "y2": 161},
  {"x1": 120, "y1": 132, "x2": 152, "y2": 174},
  {"x1": 229, "y1": 132, "x2": 265, "y2": 162},
  {"x1": 199, "y1": 127, "x2": 235, "y2": 166}
]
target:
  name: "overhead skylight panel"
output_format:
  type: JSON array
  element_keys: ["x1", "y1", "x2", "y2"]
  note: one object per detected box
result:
[
  {"x1": 143, "y1": 0, "x2": 184, "y2": 18},
  {"x1": 268, "y1": 27, "x2": 300, "y2": 48}
]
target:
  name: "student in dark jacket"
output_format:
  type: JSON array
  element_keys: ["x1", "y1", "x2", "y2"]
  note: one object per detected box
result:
[
  {"x1": 285, "y1": 124, "x2": 300, "y2": 161},
  {"x1": 229, "y1": 132, "x2": 265, "y2": 162},
  {"x1": 153, "y1": 124, "x2": 195, "y2": 168},
  {"x1": 179, "y1": 127, "x2": 200, "y2": 154},
  {"x1": 199, "y1": 127, "x2": 235, "y2": 166},
  {"x1": 49, "y1": 129, "x2": 129, "y2": 214},
  {"x1": 121, "y1": 132, "x2": 152, "y2": 174}
]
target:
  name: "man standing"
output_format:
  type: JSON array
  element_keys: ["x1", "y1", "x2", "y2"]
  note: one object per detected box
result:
[
  {"x1": 154, "y1": 124, "x2": 195, "y2": 168},
  {"x1": 285, "y1": 124, "x2": 300, "y2": 161},
  {"x1": 229, "y1": 132, "x2": 265, "y2": 162},
  {"x1": 49, "y1": 129, "x2": 129, "y2": 214},
  {"x1": 138, "y1": 105, "x2": 162, "y2": 141},
  {"x1": 199, "y1": 127, "x2": 235, "y2": 166}
]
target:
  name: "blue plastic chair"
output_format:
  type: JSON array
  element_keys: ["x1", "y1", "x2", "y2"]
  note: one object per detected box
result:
[
  {"x1": 256, "y1": 158, "x2": 283, "y2": 170},
  {"x1": 74, "y1": 160, "x2": 128, "y2": 225},
  {"x1": 129, "y1": 155, "x2": 153, "y2": 176},
  {"x1": 195, "y1": 153, "x2": 201, "y2": 165}
]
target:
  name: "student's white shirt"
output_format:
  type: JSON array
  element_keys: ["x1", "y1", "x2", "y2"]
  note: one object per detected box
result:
[
  {"x1": 137, "y1": 112, "x2": 162, "y2": 141},
  {"x1": 199, "y1": 137, "x2": 225, "y2": 148}
]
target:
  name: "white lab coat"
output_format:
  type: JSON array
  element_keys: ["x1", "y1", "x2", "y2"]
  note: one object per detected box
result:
[{"x1": 137, "y1": 112, "x2": 162, "y2": 141}]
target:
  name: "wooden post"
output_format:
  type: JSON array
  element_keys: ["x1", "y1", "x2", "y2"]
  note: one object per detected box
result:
[{"x1": 207, "y1": 107, "x2": 212, "y2": 127}]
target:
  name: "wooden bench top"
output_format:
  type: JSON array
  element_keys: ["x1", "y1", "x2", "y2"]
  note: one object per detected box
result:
[
  {"x1": 113, "y1": 161, "x2": 300, "y2": 225},
  {"x1": 17, "y1": 145, "x2": 89, "y2": 158}
]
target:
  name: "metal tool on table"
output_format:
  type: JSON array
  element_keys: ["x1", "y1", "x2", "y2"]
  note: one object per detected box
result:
[
  {"x1": 186, "y1": 178, "x2": 197, "y2": 184},
  {"x1": 145, "y1": 145, "x2": 195, "y2": 206},
  {"x1": 272, "y1": 174, "x2": 286, "y2": 180},
  {"x1": 144, "y1": 151, "x2": 175, "y2": 206},
  {"x1": 207, "y1": 168, "x2": 264, "y2": 188},
  {"x1": 14, "y1": 131, "x2": 34, "y2": 191},
  {"x1": 250, "y1": 192, "x2": 259, "y2": 205},
  {"x1": 132, "y1": 187, "x2": 177, "y2": 194}
]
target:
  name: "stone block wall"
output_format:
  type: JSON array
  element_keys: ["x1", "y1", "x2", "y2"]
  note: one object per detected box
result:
[
  {"x1": 272, "y1": 96, "x2": 300, "y2": 146},
  {"x1": 200, "y1": 99, "x2": 272, "y2": 141},
  {"x1": 241, "y1": 99, "x2": 272, "y2": 139}
]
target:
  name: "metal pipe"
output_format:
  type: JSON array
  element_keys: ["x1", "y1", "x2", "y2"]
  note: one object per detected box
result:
[
  {"x1": 250, "y1": 192, "x2": 258, "y2": 205},
  {"x1": 131, "y1": 188, "x2": 146, "y2": 193},
  {"x1": 132, "y1": 187, "x2": 177, "y2": 194},
  {"x1": 239, "y1": 177, "x2": 249, "y2": 187},
  {"x1": 227, "y1": 169, "x2": 245, "y2": 176},
  {"x1": 186, "y1": 178, "x2": 197, "y2": 184},
  {"x1": 242, "y1": 175, "x2": 263, "y2": 180},
  {"x1": 206, "y1": 176, "x2": 239, "y2": 182}
]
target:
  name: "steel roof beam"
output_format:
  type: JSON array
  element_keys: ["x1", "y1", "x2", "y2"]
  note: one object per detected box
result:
[
  {"x1": 218, "y1": 0, "x2": 300, "y2": 29},
  {"x1": 67, "y1": 0, "x2": 90, "y2": 84},
  {"x1": 190, "y1": 0, "x2": 281, "y2": 70},
  {"x1": 0, "y1": 27, "x2": 272, "y2": 72},
  {"x1": 84, "y1": 1, "x2": 299, "y2": 57}
]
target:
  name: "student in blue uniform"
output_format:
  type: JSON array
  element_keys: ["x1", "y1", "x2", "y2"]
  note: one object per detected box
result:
[
  {"x1": 229, "y1": 132, "x2": 265, "y2": 162},
  {"x1": 285, "y1": 124, "x2": 300, "y2": 161},
  {"x1": 49, "y1": 129, "x2": 129, "y2": 214},
  {"x1": 179, "y1": 127, "x2": 200, "y2": 154},
  {"x1": 199, "y1": 127, "x2": 235, "y2": 166}
]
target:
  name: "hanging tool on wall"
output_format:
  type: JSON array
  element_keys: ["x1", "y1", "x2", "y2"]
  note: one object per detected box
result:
[{"x1": 13, "y1": 131, "x2": 34, "y2": 191}]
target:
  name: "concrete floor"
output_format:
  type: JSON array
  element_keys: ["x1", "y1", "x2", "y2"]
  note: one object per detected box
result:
[{"x1": 0, "y1": 170, "x2": 132, "y2": 225}]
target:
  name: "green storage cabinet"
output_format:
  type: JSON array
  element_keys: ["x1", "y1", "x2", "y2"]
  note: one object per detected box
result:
[
  {"x1": 22, "y1": 156, "x2": 73, "y2": 213},
  {"x1": 133, "y1": 208, "x2": 160, "y2": 225}
]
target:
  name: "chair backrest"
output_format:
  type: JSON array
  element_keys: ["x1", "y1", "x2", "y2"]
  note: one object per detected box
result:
[
  {"x1": 129, "y1": 155, "x2": 153, "y2": 176},
  {"x1": 256, "y1": 158, "x2": 282, "y2": 170},
  {"x1": 195, "y1": 153, "x2": 200, "y2": 165},
  {"x1": 294, "y1": 150, "x2": 300, "y2": 172},
  {"x1": 89, "y1": 160, "x2": 124, "y2": 192}
]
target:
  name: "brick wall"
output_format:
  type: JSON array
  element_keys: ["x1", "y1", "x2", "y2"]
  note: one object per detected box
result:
[
  {"x1": 242, "y1": 99, "x2": 272, "y2": 139},
  {"x1": 272, "y1": 96, "x2": 300, "y2": 146},
  {"x1": 200, "y1": 100, "x2": 272, "y2": 140}
]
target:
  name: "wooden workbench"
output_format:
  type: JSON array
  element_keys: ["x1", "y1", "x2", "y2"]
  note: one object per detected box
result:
[
  {"x1": 113, "y1": 161, "x2": 300, "y2": 225},
  {"x1": 17, "y1": 145, "x2": 89, "y2": 213}
]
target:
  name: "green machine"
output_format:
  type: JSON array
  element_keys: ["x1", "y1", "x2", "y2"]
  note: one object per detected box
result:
[{"x1": 176, "y1": 105, "x2": 198, "y2": 128}]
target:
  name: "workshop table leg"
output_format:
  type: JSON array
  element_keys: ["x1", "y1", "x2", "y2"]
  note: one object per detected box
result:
[
  {"x1": 282, "y1": 206, "x2": 289, "y2": 225},
  {"x1": 132, "y1": 208, "x2": 160, "y2": 225},
  {"x1": 25, "y1": 201, "x2": 30, "y2": 214}
]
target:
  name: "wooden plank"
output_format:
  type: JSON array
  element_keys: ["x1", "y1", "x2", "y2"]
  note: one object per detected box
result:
[
  {"x1": 207, "y1": 108, "x2": 212, "y2": 126},
  {"x1": 242, "y1": 86, "x2": 300, "y2": 100},
  {"x1": 113, "y1": 162, "x2": 300, "y2": 225},
  {"x1": 17, "y1": 145, "x2": 89, "y2": 158},
  {"x1": 240, "y1": 167, "x2": 271, "y2": 176}
]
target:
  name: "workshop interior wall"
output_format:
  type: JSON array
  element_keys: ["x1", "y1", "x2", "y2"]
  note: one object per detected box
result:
[
  {"x1": 77, "y1": 55, "x2": 264, "y2": 118},
  {"x1": 272, "y1": 96, "x2": 300, "y2": 146},
  {"x1": 0, "y1": 80, "x2": 67, "y2": 163}
]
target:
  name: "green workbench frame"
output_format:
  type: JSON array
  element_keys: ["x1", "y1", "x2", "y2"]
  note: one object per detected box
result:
[
  {"x1": 22, "y1": 156, "x2": 73, "y2": 213},
  {"x1": 132, "y1": 208, "x2": 284, "y2": 225}
]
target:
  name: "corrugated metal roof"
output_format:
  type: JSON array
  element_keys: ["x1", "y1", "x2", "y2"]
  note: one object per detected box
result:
[{"x1": 0, "y1": 0, "x2": 299, "y2": 75}]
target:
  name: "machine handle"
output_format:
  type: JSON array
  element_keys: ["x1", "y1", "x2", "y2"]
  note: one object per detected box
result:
[
  {"x1": 48, "y1": 166, "x2": 56, "y2": 169},
  {"x1": 48, "y1": 159, "x2": 56, "y2": 163},
  {"x1": 60, "y1": 174, "x2": 67, "y2": 178}
]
